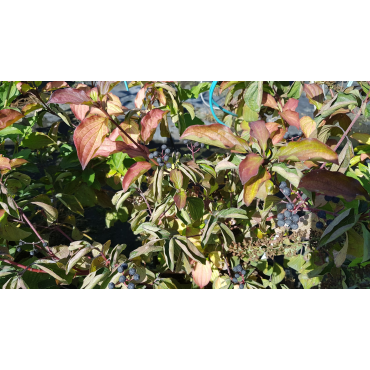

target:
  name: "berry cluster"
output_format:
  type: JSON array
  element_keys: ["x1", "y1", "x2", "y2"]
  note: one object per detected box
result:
[
  {"x1": 283, "y1": 126, "x2": 303, "y2": 141},
  {"x1": 232, "y1": 264, "x2": 247, "y2": 289},
  {"x1": 324, "y1": 195, "x2": 340, "y2": 204},
  {"x1": 149, "y1": 144, "x2": 173, "y2": 169},
  {"x1": 315, "y1": 209, "x2": 335, "y2": 229},
  {"x1": 365, "y1": 158, "x2": 370, "y2": 165},
  {"x1": 183, "y1": 140, "x2": 205, "y2": 149},
  {"x1": 108, "y1": 263, "x2": 140, "y2": 289},
  {"x1": 17, "y1": 240, "x2": 48, "y2": 256}
]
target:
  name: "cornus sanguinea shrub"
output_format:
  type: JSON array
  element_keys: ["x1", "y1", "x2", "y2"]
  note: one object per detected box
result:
[{"x1": 1, "y1": 80, "x2": 370, "y2": 289}]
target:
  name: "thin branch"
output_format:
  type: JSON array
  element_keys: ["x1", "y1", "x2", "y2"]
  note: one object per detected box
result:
[
  {"x1": 1, "y1": 259, "x2": 46, "y2": 273},
  {"x1": 137, "y1": 188, "x2": 152, "y2": 216}
]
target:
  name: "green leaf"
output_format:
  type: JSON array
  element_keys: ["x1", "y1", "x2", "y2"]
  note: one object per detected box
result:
[
  {"x1": 164, "y1": 239, "x2": 175, "y2": 271},
  {"x1": 0, "y1": 222, "x2": 31, "y2": 241},
  {"x1": 22, "y1": 132, "x2": 54, "y2": 149},
  {"x1": 31, "y1": 202, "x2": 58, "y2": 225},
  {"x1": 129, "y1": 240, "x2": 163, "y2": 259},
  {"x1": 244, "y1": 81, "x2": 263, "y2": 112},
  {"x1": 190, "y1": 82, "x2": 212, "y2": 98},
  {"x1": 361, "y1": 223, "x2": 370, "y2": 263},
  {"x1": 175, "y1": 236, "x2": 206, "y2": 264},
  {"x1": 55, "y1": 193, "x2": 84, "y2": 216},
  {"x1": 272, "y1": 164, "x2": 302, "y2": 188},
  {"x1": 271, "y1": 263, "x2": 285, "y2": 285},
  {"x1": 66, "y1": 245, "x2": 94, "y2": 274},
  {"x1": 187, "y1": 197, "x2": 204, "y2": 221},
  {"x1": 217, "y1": 208, "x2": 248, "y2": 219},
  {"x1": 319, "y1": 208, "x2": 360, "y2": 248},
  {"x1": 82, "y1": 168, "x2": 95, "y2": 186},
  {"x1": 275, "y1": 138, "x2": 338, "y2": 163},
  {"x1": 287, "y1": 81, "x2": 303, "y2": 99},
  {"x1": 0, "y1": 126, "x2": 22, "y2": 136}
]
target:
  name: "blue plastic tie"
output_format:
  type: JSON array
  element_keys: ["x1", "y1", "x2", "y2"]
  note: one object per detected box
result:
[
  {"x1": 124, "y1": 81, "x2": 129, "y2": 91},
  {"x1": 347, "y1": 81, "x2": 353, "y2": 87},
  {"x1": 209, "y1": 81, "x2": 237, "y2": 126}
]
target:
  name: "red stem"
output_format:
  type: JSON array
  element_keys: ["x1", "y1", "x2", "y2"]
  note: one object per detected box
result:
[{"x1": 1, "y1": 259, "x2": 47, "y2": 273}]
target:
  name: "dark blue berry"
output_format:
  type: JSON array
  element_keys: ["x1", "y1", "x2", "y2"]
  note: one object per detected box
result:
[
  {"x1": 153, "y1": 151, "x2": 159, "y2": 157},
  {"x1": 200, "y1": 143, "x2": 205, "y2": 148},
  {"x1": 282, "y1": 187, "x2": 291, "y2": 196},
  {"x1": 285, "y1": 219, "x2": 292, "y2": 226},
  {"x1": 30, "y1": 251, "x2": 34, "y2": 256},
  {"x1": 193, "y1": 142, "x2": 199, "y2": 147},
  {"x1": 297, "y1": 130, "x2": 303, "y2": 136},
  {"x1": 316, "y1": 221, "x2": 324, "y2": 229},
  {"x1": 277, "y1": 213, "x2": 285, "y2": 220},
  {"x1": 108, "y1": 282, "x2": 115, "y2": 289},
  {"x1": 286, "y1": 203, "x2": 294, "y2": 210},
  {"x1": 133, "y1": 273, "x2": 140, "y2": 280},
  {"x1": 118, "y1": 266, "x2": 125, "y2": 273},
  {"x1": 284, "y1": 133, "x2": 289, "y2": 139},
  {"x1": 127, "y1": 283, "x2": 135, "y2": 289},
  {"x1": 19, "y1": 241, "x2": 23, "y2": 245},
  {"x1": 277, "y1": 220, "x2": 285, "y2": 227},
  {"x1": 166, "y1": 163, "x2": 171, "y2": 168},
  {"x1": 129, "y1": 268, "x2": 136, "y2": 276},
  {"x1": 165, "y1": 148, "x2": 171, "y2": 154},
  {"x1": 236, "y1": 265, "x2": 242, "y2": 273},
  {"x1": 149, "y1": 153, "x2": 154, "y2": 159},
  {"x1": 279, "y1": 181, "x2": 287, "y2": 189},
  {"x1": 284, "y1": 210, "x2": 292, "y2": 218},
  {"x1": 183, "y1": 140, "x2": 188, "y2": 144},
  {"x1": 241, "y1": 270, "x2": 246, "y2": 276},
  {"x1": 119, "y1": 275, "x2": 126, "y2": 283},
  {"x1": 121, "y1": 263, "x2": 128, "y2": 270},
  {"x1": 16, "y1": 247, "x2": 22, "y2": 253},
  {"x1": 301, "y1": 194, "x2": 308, "y2": 200},
  {"x1": 232, "y1": 278, "x2": 238, "y2": 284},
  {"x1": 324, "y1": 195, "x2": 333, "y2": 202},
  {"x1": 159, "y1": 162, "x2": 164, "y2": 167},
  {"x1": 327, "y1": 219, "x2": 333, "y2": 226},
  {"x1": 161, "y1": 145, "x2": 167, "y2": 150},
  {"x1": 42, "y1": 242, "x2": 47, "y2": 247},
  {"x1": 291, "y1": 223, "x2": 298, "y2": 230},
  {"x1": 317, "y1": 210, "x2": 326, "y2": 219},
  {"x1": 235, "y1": 273, "x2": 240, "y2": 279},
  {"x1": 332, "y1": 197, "x2": 340, "y2": 203},
  {"x1": 366, "y1": 158, "x2": 370, "y2": 164},
  {"x1": 239, "y1": 284, "x2": 244, "y2": 289},
  {"x1": 164, "y1": 155, "x2": 169, "y2": 161},
  {"x1": 292, "y1": 214, "x2": 300, "y2": 222},
  {"x1": 157, "y1": 157, "x2": 162, "y2": 163}
]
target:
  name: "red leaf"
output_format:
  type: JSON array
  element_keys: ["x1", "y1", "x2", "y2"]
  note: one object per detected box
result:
[
  {"x1": 42, "y1": 81, "x2": 69, "y2": 92},
  {"x1": 73, "y1": 116, "x2": 109, "y2": 169},
  {"x1": 141, "y1": 109, "x2": 167, "y2": 144},
  {"x1": 174, "y1": 190, "x2": 187, "y2": 210},
  {"x1": 0, "y1": 109, "x2": 24, "y2": 130},
  {"x1": 262, "y1": 93, "x2": 278, "y2": 109},
  {"x1": 239, "y1": 153, "x2": 264, "y2": 185},
  {"x1": 279, "y1": 110, "x2": 300, "y2": 129},
  {"x1": 303, "y1": 84, "x2": 323, "y2": 100},
  {"x1": 0, "y1": 156, "x2": 11, "y2": 170},
  {"x1": 299, "y1": 169, "x2": 370, "y2": 202},
  {"x1": 271, "y1": 126, "x2": 287, "y2": 144},
  {"x1": 283, "y1": 98, "x2": 299, "y2": 112},
  {"x1": 10, "y1": 158, "x2": 28, "y2": 169},
  {"x1": 180, "y1": 124, "x2": 249, "y2": 153},
  {"x1": 265, "y1": 122, "x2": 279, "y2": 135},
  {"x1": 249, "y1": 120, "x2": 270, "y2": 153},
  {"x1": 192, "y1": 260, "x2": 212, "y2": 289},
  {"x1": 122, "y1": 162, "x2": 152, "y2": 192},
  {"x1": 135, "y1": 83, "x2": 150, "y2": 108},
  {"x1": 70, "y1": 104, "x2": 90, "y2": 121},
  {"x1": 93, "y1": 138, "x2": 149, "y2": 159},
  {"x1": 97, "y1": 81, "x2": 118, "y2": 96},
  {"x1": 49, "y1": 88, "x2": 92, "y2": 105}
]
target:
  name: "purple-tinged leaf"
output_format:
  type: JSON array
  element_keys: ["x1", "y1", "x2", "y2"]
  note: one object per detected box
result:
[
  {"x1": 239, "y1": 153, "x2": 264, "y2": 185},
  {"x1": 249, "y1": 120, "x2": 270, "y2": 153},
  {"x1": 49, "y1": 88, "x2": 92, "y2": 105}
]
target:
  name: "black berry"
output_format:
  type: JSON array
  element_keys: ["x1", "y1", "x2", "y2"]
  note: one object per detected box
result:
[
  {"x1": 317, "y1": 210, "x2": 326, "y2": 219},
  {"x1": 316, "y1": 221, "x2": 324, "y2": 229},
  {"x1": 324, "y1": 195, "x2": 333, "y2": 202},
  {"x1": 327, "y1": 219, "x2": 333, "y2": 226},
  {"x1": 121, "y1": 263, "x2": 128, "y2": 270},
  {"x1": 332, "y1": 197, "x2": 340, "y2": 203}
]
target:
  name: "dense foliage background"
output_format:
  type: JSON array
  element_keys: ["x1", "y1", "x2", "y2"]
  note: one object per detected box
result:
[{"x1": 1, "y1": 80, "x2": 370, "y2": 289}]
